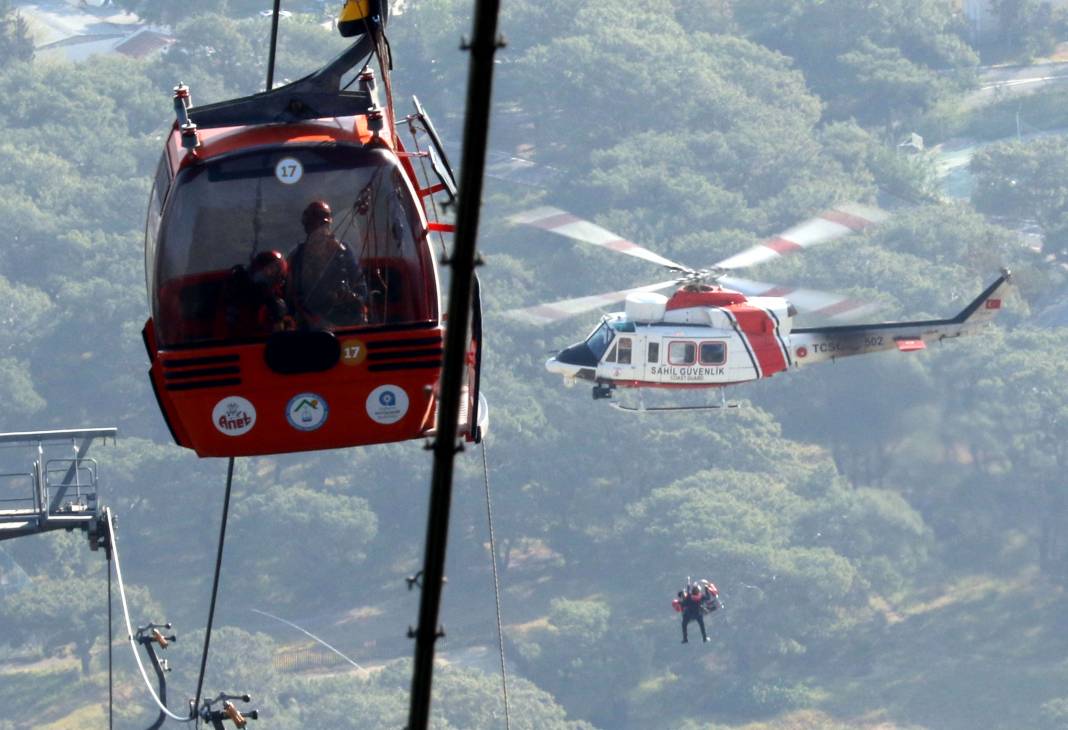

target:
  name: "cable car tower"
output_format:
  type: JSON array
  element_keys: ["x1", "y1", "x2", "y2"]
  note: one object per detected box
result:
[{"x1": 0, "y1": 428, "x2": 115, "y2": 546}]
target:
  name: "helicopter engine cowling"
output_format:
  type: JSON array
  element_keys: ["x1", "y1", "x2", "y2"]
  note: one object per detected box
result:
[
  {"x1": 625, "y1": 292, "x2": 667, "y2": 323},
  {"x1": 746, "y1": 297, "x2": 794, "y2": 335},
  {"x1": 663, "y1": 307, "x2": 734, "y2": 328}
]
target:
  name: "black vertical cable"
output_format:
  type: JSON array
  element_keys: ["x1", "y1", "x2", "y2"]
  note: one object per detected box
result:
[
  {"x1": 266, "y1": 0, "x2": 282, "y2": 91},
  {"x1": 192, "y1": 457, "x2": 237, "y2": 720},
  {"x1": 480, "y1": 441, "x2": 511, "y2": 730},
  {"x1": 406, "y1": 1, "x2": 501, "y2": 728},
  {"x1": 108, "y1": 553, "x2": 113, "y2": 730}
]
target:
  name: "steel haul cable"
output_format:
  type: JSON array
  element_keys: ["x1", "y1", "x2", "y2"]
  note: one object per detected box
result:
[
  {"x1": 108, "y1": 547, "x2": 113, "y2": 730},
  {"x1": 480, "y1": 440, "x2": 511, "y2": 730},
  {"x1": 104, "y1": 507, "x2": 193, "y2": 722},
  {"x1": 192, "y1": 456, "x2": 237, "y2": 722},
  {"x1": 104, "y1": 457, "x2": 237, "y2": 724}
]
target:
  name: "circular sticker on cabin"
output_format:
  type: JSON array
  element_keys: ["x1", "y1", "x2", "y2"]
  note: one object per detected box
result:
[
  {"x1": 339, "y1": 338, "x2": 368, "y2": 367},
  {"x1": 366, "y1": 385, "x2": 409, "y2": 425},
  {"x1": 274, "y1": 157, "x2": 303, "y2": 185},
  {"x1": 212, "y1": 396, "x2": 256, "y2": 436},
  {"x1": 286, "y1": 393, "x2": 329, "y2": 431},
  {"x1": 795, "y1": 346, "x2": 808, "y2": 359}
]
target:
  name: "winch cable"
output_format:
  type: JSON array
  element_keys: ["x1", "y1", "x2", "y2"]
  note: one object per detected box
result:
[
  {"x1": 192, "y1": 456, "x2": 237, "y2": 722},
  {"x1": 104, "y1": 507, "x2": 194, "y2": 723},
  {"x1": 480, "y1": 439, "x2": 511, "y2": 730}
]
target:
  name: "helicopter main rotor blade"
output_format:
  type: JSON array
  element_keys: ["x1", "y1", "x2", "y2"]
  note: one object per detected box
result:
[
  {"x1": 714, "y1": 203, "x2": 888, "y2": 271},
  {"x1": 510, "y1": 206, "x2": 692, "y2": 273},
  {"x1": 503, "y1": 279, "x2": 680, "y2": 326},
  {"x1": 718, "y1": 275, "x2": 879, "y2": 321}
]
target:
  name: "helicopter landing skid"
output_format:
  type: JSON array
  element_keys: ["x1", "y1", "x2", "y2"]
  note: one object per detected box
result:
[{"x1": 610, "y1": 401, "x2": 741, "y2": 413}]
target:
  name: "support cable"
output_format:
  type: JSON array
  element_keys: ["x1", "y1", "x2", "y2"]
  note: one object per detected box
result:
[
  {"x1": 192, "y1": 456, "x2": 237, "y2": 720},
  {"x1": 480, "y1": 440, "x2": 511, "y2": 730},
  {"x1": 251, "y1": 608, "x2": 370, "y2": 678},
  {"x1": 265, "y1": 0, "x2": 282, "y2": 91},
  {"x1": 108, "y1": 549, "x2": 114, "y2": 730},
  {"x1": 104, "y1": 457, "x2": 237, "y2": 724},
  {"x1": 104, "y1": 507, "x2": 194, "y2": 723},
  {"x1": 405, "y1": 1, "x2": 501, "y2": 726}
]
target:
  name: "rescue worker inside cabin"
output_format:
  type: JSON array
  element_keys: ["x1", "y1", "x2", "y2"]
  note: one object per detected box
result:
[
  {"x1": 678, "y1": 585, "x2": 709, "y2": 643},
  {"x1": 287, "y1": 200, "x2": 369, "y2": 329},
  {"x1": 222, "y1": 249, "x2": 293, "y2": 336}
]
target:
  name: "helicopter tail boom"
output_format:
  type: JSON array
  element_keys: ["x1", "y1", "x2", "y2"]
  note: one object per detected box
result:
[{"x1": 788, "y1": 271, "x2": 1012, "y2": 367}]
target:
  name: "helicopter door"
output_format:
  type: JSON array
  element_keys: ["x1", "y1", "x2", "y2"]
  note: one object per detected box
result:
[{"x1": 601, "y1": 335, "x2": 641, "y2": 383}]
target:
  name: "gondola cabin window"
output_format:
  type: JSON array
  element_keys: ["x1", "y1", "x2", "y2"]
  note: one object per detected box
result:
[{"x1": 151, "y1": 145, "x2": 434, "y2": 347}]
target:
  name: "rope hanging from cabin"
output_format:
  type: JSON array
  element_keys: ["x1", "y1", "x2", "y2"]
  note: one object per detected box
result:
[{"x1": 480, "y1": 440, "x2": 512, "y2": 730}]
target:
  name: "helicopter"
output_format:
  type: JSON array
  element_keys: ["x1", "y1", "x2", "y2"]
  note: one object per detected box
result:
[
  {"x1": 141, "y1": 0, "x2": 484, "y2": 456},
  {"x1": 508, "y1": 205, "x2": 1011, "y2": 410}
]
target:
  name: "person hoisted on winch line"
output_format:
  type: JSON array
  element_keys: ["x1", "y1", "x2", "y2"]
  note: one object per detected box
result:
[
  {"x1": 673, "y1": 585, "x2": 708, "y2": 643},
  {"x1": 672, "y1": 579, "x2": 721, "y2": 643}
]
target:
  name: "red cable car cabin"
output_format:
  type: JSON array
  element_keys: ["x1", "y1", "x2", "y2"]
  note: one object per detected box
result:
[{"x1": 142, "y1": 61, "x2": 479, "y2": 457}]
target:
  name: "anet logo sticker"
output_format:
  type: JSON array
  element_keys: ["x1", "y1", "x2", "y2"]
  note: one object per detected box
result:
[{"x1": 212, "y1": 397, "x2": 256, "y2": 436}]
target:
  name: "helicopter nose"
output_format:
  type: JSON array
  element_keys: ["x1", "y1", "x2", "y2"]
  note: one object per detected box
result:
[
  {"x1": 555, "y1": 342, "x2": 599, "y2": 367},
  {"x1": 546, "y1": 355, "x2": 579, "y2": 377},
  {"x1": 546, "y1": 342, "x2": 598, "y2": 380}
]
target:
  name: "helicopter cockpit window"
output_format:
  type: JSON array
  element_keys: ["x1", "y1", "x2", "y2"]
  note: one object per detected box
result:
[
  {"x1": 668, "y1": 341, "x2": 696, "y2": 366},
  {"x1": 152, "y1": 145, "x2": 433, "y2": 347},
  {"x1": 617, "y1": 337, "x2": 632, "y2": 365},
  {"x1": 585, "y1": 321, "x2": 614, "y2": 361},
  {"x1": 605, "y1": 343, "x2": 618, "y2": 363}
]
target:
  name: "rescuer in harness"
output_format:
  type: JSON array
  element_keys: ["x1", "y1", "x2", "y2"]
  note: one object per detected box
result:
[
  {"x1": 672, "y1": 579, "x2": 721, "y2": 643},
  {"x1": 288, "y1": 200, "x2": 370, "y2": 329},
  {"x1": 222, "y1": 250, "x2": 294, "y2": 336}
]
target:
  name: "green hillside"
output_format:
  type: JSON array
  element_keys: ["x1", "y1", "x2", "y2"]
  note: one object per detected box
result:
[{"x1": 1, "y1": 0, "x2": 1067, "y2": 728}]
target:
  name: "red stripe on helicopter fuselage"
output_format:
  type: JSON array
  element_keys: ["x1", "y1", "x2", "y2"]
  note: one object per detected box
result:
[
  {"x1": 763, "y1": 237, "x2": 803, "y2": 255},
  {"x1": 820, "y1": 209, "x2": 877, "y2": 232},
  {"x1": 730, "y1": 305, "x2": 788, "y2": 377}
]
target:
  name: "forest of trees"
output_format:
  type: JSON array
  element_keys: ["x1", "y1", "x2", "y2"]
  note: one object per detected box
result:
[{"x1": 0, "y1": 0, "x2": 1067, "y2": 728}]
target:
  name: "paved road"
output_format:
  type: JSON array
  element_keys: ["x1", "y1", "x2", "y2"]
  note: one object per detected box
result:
[{"x1": 968, "y1": 61, "x2": 1068, "y2": 106}]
